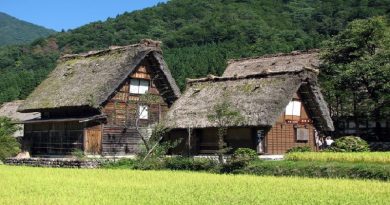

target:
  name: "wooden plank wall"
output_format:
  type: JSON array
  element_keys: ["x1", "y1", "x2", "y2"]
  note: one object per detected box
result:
[
  {"x1": 101, "y1": 61, "x2": 169, "y2": 156},
  {"x1": 265, "y1": 93, "x2": 317, "y2": 154}
]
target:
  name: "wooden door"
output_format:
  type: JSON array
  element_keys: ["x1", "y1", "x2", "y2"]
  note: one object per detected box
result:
[{"x1": 85, "y1": 124, "x2": 102, "y2": 155}]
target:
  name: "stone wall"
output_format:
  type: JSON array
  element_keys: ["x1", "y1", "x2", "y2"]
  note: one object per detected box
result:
[{"x1": 4, "y1": 158, "x2": 105, "y2": 168}]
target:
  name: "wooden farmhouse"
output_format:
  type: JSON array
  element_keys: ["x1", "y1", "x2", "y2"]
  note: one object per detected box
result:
[
  {"x1": 17, "y1": 40, "x2": 180, "y2": 156},
  {"x1": 165, "y1": 51, "x2": 334, "y2": 155}
]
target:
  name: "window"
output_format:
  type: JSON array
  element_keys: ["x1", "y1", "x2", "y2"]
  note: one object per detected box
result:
[
  {"x1": 138, "y1": 105, "x2": 148, "y2": 120},
  {"x1": 285, "y1": 100, "x2": 301, "y2": 116},
  {"x1": 296, "y1": 128, "x2": 309, "y2": 141},
  {"x1": 130, "y1": 79, "x2": 150, "y2": 94}
]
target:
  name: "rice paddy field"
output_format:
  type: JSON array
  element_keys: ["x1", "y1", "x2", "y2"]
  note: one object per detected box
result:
[
  {"x1": 285, "y1": 152, "x2": 390, "y2": 164},
  {"x1": 1, "y1": 165, "x2": 390, "y2": 205}
]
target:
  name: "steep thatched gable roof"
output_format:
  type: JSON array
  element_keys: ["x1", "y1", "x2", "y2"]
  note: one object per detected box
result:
[
  {"x1": 18, "y1": 40, "x2": 180, "y2": 113},
  {"x1": 223, "y1": 50, "x2": 319, "y2": 77},
  {"x1": 166, "y1": 50, "x2": 334, "y2": 132}
]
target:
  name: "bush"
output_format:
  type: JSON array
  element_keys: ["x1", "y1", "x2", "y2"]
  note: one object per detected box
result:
[
  {"x1": 236, "y1": 160, "x2": 390, "y2": 181},
  {"x1": 0, "y1": 117, "x2": 20, "y2": 161},
  {"x1": 222, "y1": 148, "x2": 258, "y2": 173},
  {"x1": 133, "y1": 158, "x2": 166, "y2": 170},
  {"x1": 286, "y1": 146, "x2": 312, "y2": 153},
  {"x1": 231, "y1": 148, "x2": 258, "y2": 161},
  {"x1": 71, "y1": 149, "x2": 85, "y2": 160},
  {"x1": 164, "y1": 157, "x2": 217, "y2": 171},
  {"x1": 329, "y1": 136, "x2": 370, "y2": 152},
  {"x1": 101, "y1": 159, "x2": 136, "y2": 169}
]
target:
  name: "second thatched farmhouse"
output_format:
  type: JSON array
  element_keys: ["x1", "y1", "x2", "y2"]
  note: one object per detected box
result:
[{"x1": 165, "y1": 51, "x2": 334, "y2": 155}]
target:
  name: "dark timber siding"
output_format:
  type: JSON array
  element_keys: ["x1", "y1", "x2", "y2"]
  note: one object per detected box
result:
[
  {"x1": 24, "y1": 122, "x2": 84, "y2": 156},
  {"x1": 101, "y1": 59, "x2": 169, "y2": 155}
]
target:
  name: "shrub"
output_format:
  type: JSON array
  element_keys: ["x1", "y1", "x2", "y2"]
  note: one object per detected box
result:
[
  {"x1": 0, "y1": 117, "x2": 20, "y2": 161},
  {"x1": 71, "y1": 149, "x2": 86, "y2": 160},
  {"x1": 101, "y1": 159, "x2": 136, "y2": 169},
  {"x1": 133, "y1": 158, "x2": 165, "y2": 170},
  {"x1": 329, "y1": 136, "x2": 370, "y2": 152},
  {"x1": 286, "y1": 146, "x2": 312, "y2": 153},
  {"x1": 164, "y1": 157, "x2": 217, "y2": 171},
  {"x1": 222, "y1": 148, "x2": 258, "y2": 173},
  {"x1": 231, "y1": 148, "x2": 258, "y2": 161}
]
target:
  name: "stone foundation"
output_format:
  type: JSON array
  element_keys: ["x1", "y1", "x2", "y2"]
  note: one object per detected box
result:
[{"x1": 4, "y1": 158, "x2": 106, "y2": 168}]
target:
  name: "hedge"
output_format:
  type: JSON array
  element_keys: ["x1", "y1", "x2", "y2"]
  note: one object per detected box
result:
[{"x1": 102, "y1": 157, "x2": 390, "y2": 181}]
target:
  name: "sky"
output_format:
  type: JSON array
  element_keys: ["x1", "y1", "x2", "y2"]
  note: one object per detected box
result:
[{"x1": 0, "y1": 0, "x2": 167, "y2": 31}]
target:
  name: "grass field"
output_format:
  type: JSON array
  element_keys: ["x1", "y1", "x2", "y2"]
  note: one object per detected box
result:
[
  {"x1": 285, "y1": 152, "x2": 390, "y2": 164},
  {"x1": 1, "y1": 165, "x2": 390, "y2": 205}
]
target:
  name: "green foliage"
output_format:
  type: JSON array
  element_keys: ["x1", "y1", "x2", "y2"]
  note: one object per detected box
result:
[
  {"x1": 222, "y1": 148, "x2": 258, "y2": 172},
  {"x1": 238, "y1": 160, "x2": 390, "y2": 181},
  {"x1": 320, "y1": 16, "x2": 390, "y2": 140},
  {"x1": 101, "y1": 158, "x2": 136, "y2": 169},
  {"x1": 286, "y1": 146, "x2": 312, "y2": 153},
  {"x1": 207, "y1": 97, "x2": 244, "y2": 164},
  {"x1": 71, "y1": 149, "x2": 86, "y2": 160},
  {"x1": 0, "y1": 117, "x2": 20, "y2": 161},
  {"x1": 1, "y1": 0, "x2": 389, "y2": 105},
  {"x1": 285, "y1": 152, "x2": 390, "y2": 164},
  {"x1": 164, "y1": 157, "x2": 218, "y2": 171},
  {"x1": 232, "y1": 148, "x2": 258, "y2": 161},
  {"x1": 328, "y1": 136, "x2": 370, "y2": 152},
  {"x1": 0, "y1": 12, "x2": 55, "y2": 46}
]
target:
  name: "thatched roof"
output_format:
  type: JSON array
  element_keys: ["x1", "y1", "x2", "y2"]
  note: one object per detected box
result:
[
  {"x1": 223, "y1": 50, "x2": 319, "y2": 77},
  {"x1": 18, "y1": 40, "x2": 180, "y2": 113},
  {"x1": 0, "y1": 100, "x2": 40, "y2": 122},
  {"x1": 166, "y1": 51, "x2": 334, "y2": 132}
]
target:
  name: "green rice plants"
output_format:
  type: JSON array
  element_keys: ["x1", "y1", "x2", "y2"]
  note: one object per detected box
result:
[
  {"x1": 285, "y1": 152, "x2": 390, "y2": 164},
  {"x1": 0, "y1": 166, "x2": 389, "y2": 204}
]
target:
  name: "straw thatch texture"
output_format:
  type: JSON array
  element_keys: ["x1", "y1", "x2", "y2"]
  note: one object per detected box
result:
[
  {"x1": 166, "y1": 68, "x2": 334, "y2": 132},
  {"x1": 223, "y1": 50, "x2": 319, "y2": 77},
  {"x1": 18, "y1": 41, "x2": 180, "y2": 112},
  {"x1": 166, "y1": 73, "x2": 305, "y2": 129}
]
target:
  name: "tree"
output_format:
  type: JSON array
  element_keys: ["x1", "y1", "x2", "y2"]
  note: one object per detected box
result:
[
  {"x1": 127, "y1": 93, "x2": 171, "y2": 160},
  {"x1": 208, "y1": 95, "x2": 244, "y2": 164},
  {"x1": 321, "y1": 16, "x2": 390, "y2": 139},
  {"x1": 0, "y1": 117, "x2": 21, "y2": 161}
]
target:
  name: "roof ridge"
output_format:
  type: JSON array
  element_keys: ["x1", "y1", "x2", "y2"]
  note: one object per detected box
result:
[
  {"x1": 187, "y1": 68, "x2": 318, "y2": 84},
  {"x1": 227, "y1": 49, "x2": 319, "y2": 65},
  {"x1": 60, "y1": 39, "x2": 162, "y2": 61}
]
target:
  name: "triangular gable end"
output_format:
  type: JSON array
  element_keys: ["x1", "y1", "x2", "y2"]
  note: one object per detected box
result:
[{"x1": 101, "y1": 51, "x2": 180, "y2": 108}]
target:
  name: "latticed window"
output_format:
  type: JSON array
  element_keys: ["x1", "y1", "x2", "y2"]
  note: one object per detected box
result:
[{"x1": 130, "y1": 79, "x2": 150, "y2": 94}]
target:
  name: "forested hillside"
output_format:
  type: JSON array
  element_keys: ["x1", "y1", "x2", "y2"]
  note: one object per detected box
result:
[
  {"x1": 0, "y1": 0, "x2": 389, "y2": 104},
  {"x1": 0, "y1": 12, "x2": 55, "y2": 46}
]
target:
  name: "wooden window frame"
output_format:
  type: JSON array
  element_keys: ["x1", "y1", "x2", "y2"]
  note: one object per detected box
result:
[{"x1": 130, "y1": 79, "x2": 150, "y2": 94}]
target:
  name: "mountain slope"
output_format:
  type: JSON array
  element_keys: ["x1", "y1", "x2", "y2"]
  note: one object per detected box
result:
[
  {"x1": 0, "y1": 0, "x2": 389, "y2": 104},
  {"x1": 0, "y1": 12, "x2": 55, "y2": 46}
]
